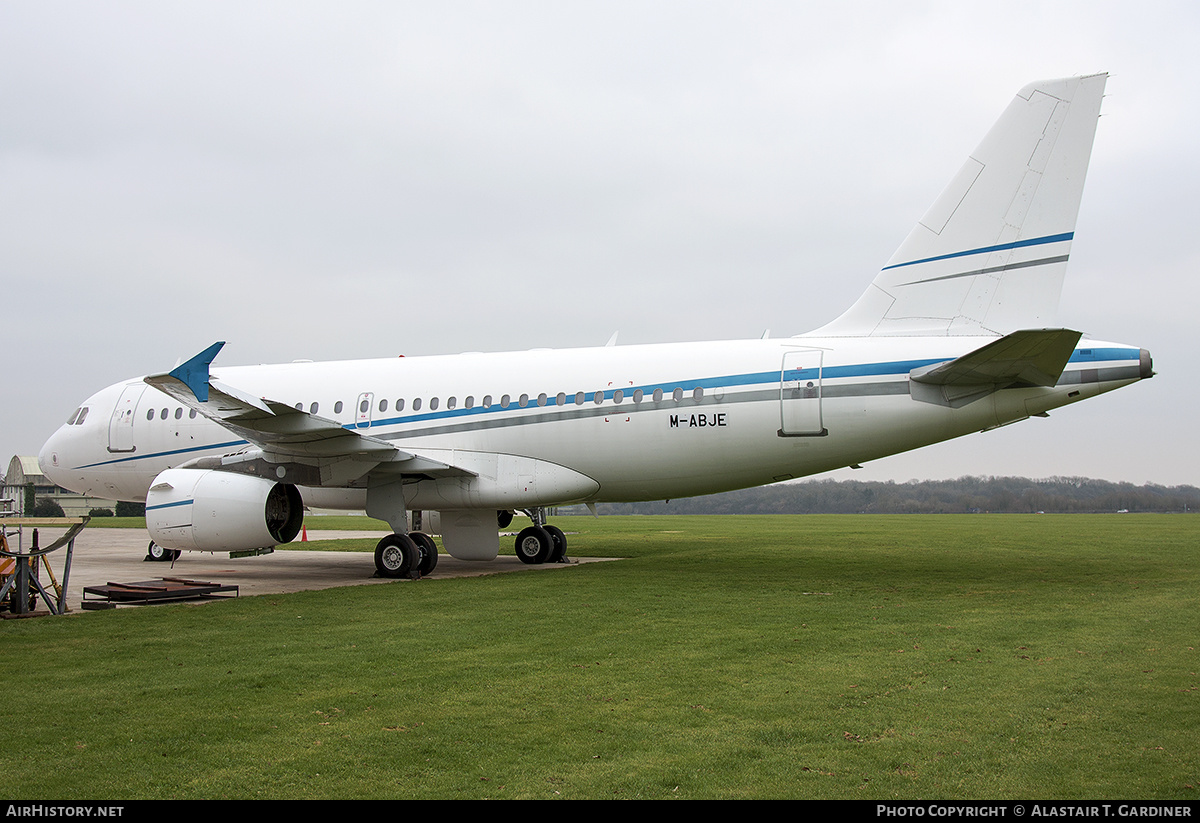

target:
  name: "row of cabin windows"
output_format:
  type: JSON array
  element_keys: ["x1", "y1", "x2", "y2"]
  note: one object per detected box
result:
[
  {"x1": 291, "y1": 386, "x2": 706, "y2": 416},
  {"x1": 136, "y1": 386, "x2": 708, "y2": 425},
  {"x1": 147, "y1": 408, "x2": 200, "y2": 421}
]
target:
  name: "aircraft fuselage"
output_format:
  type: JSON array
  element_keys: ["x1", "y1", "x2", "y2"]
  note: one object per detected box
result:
[{"x1": 40, "y1": 334, "x2": 1149, "y2": 510}]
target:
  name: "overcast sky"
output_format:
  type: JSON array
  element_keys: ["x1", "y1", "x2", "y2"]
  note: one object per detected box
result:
[{"x1": 3, "y1": 1, "x2": 1196, "y2": 487}]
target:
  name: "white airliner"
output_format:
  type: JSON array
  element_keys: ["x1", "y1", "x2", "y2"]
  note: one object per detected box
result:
[{"x1": 39, "y1": 74, "x2": 1152, "y2": 578}]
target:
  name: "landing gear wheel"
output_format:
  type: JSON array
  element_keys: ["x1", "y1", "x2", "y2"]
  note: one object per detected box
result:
[
  {"x1": 146, "y1": 541, "x2": 180, "y2": 562},
  {"x1": 515, "y1": 525, "x2": 553, "y2": 565},
  {"x1": 374, "y1": 533, "x2": 419, "y2": 578},
  {"x1": 544, "y1": 525, "x2": 567, "y2": 562},
  {"x1": 410, "y1": 532, "x2": 439, "y2": 576}
]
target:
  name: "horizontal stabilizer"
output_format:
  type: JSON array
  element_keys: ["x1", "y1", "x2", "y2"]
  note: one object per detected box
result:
[{"x1": 909, "y1": 328, "x2": 1081, "y2": 407}]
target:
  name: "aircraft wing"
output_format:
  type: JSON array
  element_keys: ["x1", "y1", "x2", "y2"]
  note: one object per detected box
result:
[
  {"x1": 145, "y1": 342, "x2": 475, "y2": 483},
  {"x1": 146, "y1": 343, "x2": 394, "y2": 459}
]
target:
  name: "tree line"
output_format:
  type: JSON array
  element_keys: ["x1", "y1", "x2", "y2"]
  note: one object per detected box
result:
[{"x1": 590, "y1": 476, "x2": 1200, "y2": 515}]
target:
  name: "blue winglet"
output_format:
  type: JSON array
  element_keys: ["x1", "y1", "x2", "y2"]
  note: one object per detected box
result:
[{"x1": 169, "y1": 342, "x2": 226, "y2": 402}]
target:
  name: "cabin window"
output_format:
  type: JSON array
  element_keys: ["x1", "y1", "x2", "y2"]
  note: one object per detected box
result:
[
  {"x1": 447, "y1": 396, "x2": 457, "y2": 409},
  {"x1": 294, "y1": 403, "x2": 302, "y2": 410},
  {"x1": 519, "y1": 394, "x2": 529, "y2": 408},
  {"x1": 556, "y1": 392, "x2": 566, "y2": 406},
  {"x1": 465, "y1": 396, "x2": 474, "y2": 409},
  {"x1": 482, "y1": 395, "x2": 492, "y2": 408},
  {"x1": 501, "y1": 394, "x2": 510, "y2": 409},
  {"x1": 175, "y1": 408, "x2": 183, "y2": 419},
  {"x1": 334, "y1": 401, "x2": 344, "y2": 414},
  {"x1": 537, "y1": 393, "x2": 547, "y2": 407},
  {"x1": 613, "y1": 390, "x2": 624, "y2": 404},
  {"x1": 310, "y1": 402, "x2": 319, "y2": 414},
  {"x1": 413, "y1": 398, "x2": 422, "y2": 411},
  {"x1": 146, "y1": 409, "x2": 155, "y2": 421},
  {"x1": 692, "y1": 387, "x2": 704, "y2": 402},
  {"x1": 379, "y1": 399, "x2": 388, "y2": 413},
  {"x1": 653, "y1": 388, "x2": 663, "y2": 402},
  {"x1": 160, "y1": 408, "x2": 168, "y2": 420},
  {"x1": 396, "y1": 399, "x2": 405, "y2": 411},
  {"x1": 189, "y1": 409, "x2": 198, "y2": 419},
  {"x1": 593, "y1": 391, "x2": 603, "y2": 405},
  {"x1": 673, "y1": 387, "x2": 683, "y2": 402},
  {"x1": 430, "y1": 397, "x2": 439, "y2": 410},
  {"x1": 574, "y1": 391, "x2": 585, "y2": 405},
  {"x1": 633, "y1": 389, "x2": 643, "y2": 403}
]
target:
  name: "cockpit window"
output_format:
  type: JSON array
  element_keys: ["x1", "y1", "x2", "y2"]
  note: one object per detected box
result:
[
  {"x1": 66, "y1": 408, "x2": 80, "y2": 425},
  {"x1": 76, "y1": 407, "x2": 89, "y2": 425}
]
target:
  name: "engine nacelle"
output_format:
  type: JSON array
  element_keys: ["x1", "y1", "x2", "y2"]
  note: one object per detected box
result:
[{"x1": 146, "y1": 468, "x2": 303, "y2": 552}]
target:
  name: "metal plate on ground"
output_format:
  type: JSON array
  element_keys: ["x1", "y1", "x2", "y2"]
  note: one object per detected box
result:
[{"x1": 82, "y1": 577, "x2": 238, "y2": 608}]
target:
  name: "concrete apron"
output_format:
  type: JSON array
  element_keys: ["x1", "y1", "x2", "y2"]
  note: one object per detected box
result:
[{"x1": 4, "y1": 528, "x2": 608, "y2": 614}]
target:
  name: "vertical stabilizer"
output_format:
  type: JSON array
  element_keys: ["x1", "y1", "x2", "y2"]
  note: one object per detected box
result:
[{"x1": 810, "y1": 74, "x2": 1107, "y2": 337}]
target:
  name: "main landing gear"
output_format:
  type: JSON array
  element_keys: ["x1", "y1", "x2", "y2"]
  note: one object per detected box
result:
[
  {"x1": 514, "y1": 508, "x2": 568, "y2": 565},
  {"x1": 374, "y1": 532, "x2": 439, "y2": 579}
]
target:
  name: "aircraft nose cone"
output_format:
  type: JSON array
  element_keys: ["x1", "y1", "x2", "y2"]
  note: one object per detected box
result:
[{"x1": 38, "y1": 430, "x2": 62, "y2": 479}]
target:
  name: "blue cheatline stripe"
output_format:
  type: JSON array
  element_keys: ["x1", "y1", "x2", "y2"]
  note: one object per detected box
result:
[
  {"x1": 1069, "y1": 348, "x2": 1139, "y2": 363},
  {"x1": 80, "y1": 440, "x2": 248, "y2": 469},
  {"x1": 146, "y1": 498, "x2": 193, "y2": 512},
  {"x1": 75, "y1": 347, "x2": 1142, "y2": 470},
  {"x1": 349, "y1": 358, "x2": 949, "y2": 432},
  {"x1": 881, "y1": 232, "x2": 1074, "y2": 272}
]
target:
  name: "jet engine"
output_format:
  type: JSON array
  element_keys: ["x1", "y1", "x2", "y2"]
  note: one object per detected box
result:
[{"x1": 146, "y1": 468, "x2": 303, "y2": 552}]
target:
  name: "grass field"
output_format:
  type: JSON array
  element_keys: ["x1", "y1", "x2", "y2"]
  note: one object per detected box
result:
[{"x1": 2, "y1": 514, "x2": 1196, "y2": 799}]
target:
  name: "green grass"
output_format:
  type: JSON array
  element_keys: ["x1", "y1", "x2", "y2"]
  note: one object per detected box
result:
[{"x1": 2, "y1": 514, "x2": 1196, "y2": 799}]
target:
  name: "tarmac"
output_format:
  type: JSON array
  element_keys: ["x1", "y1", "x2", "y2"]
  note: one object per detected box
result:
[{"x1": 2, "y1": 527, "x2": 608, "y2": 615}]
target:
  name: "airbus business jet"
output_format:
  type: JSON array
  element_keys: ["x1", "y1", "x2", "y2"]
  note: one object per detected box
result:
[{"x1": 39, "y1": 74, "x2": 1152, "y2": 578}]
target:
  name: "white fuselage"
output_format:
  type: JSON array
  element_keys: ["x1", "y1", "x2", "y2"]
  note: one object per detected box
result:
[{"x1": 39, "y1": 334, "x2": 1147, "y2": 511}]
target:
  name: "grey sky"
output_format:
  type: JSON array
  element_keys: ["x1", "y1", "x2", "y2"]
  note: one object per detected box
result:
[{"x1": 3, "y1": 1, "x2": 1196, "y2": 486}]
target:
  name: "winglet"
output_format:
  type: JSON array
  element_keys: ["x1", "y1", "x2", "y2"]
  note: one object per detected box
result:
[{"x1": 168, "y1": 342, "x2": 225, "y2": 402}]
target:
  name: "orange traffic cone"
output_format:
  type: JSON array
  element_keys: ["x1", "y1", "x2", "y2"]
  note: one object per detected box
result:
[{"x1": 301, "y1": 526, "x2": 308, "y2": 542}]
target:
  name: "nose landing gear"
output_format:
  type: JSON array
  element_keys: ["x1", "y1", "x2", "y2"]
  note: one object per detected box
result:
[{"x1": 145, "y1": 541, "x2": 181, "y2": 562}]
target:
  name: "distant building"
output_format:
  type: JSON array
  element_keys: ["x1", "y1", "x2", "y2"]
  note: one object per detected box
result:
[{"x1": 3, "y1": 455, "x2": 117, "y2": 517}]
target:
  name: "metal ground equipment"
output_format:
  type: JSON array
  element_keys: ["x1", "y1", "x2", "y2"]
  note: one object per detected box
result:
[
  {"x1": 82, "y1": 578, "x2": 238, "y2": 609},
  {"x1": 0, "y1": 517, "x2": 89, "y2": 617}
]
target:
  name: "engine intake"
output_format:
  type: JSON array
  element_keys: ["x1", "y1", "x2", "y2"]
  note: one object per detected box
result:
[{"x1": 146, "y1": 468, "x2": 303, "y2": 552}]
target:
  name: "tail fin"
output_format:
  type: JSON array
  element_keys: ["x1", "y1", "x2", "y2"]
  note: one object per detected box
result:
[{"x1": 811, "y1": 74, "x2": 1107, "y2": 337}]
